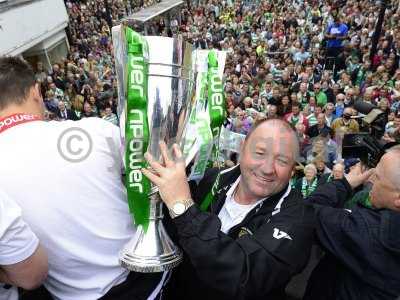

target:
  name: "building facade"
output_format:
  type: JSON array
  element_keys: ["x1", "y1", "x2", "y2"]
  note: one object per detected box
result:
[{"x1": 0, "y1": 0, "x2": 69, "y2": 70}]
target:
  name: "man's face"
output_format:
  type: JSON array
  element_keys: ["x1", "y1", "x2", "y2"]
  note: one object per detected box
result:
[
  {"x1": 292, "y1": 106, "x2": 300, "y2": 115},
  {"x1": 346, "y1": 90, "x2": 354, "y2": 99},
  {"x1": 300, "y1": 83, "x2": 307, "y2": 93},
  {"x1": 305, "y1": 168, "x2": 316, "y2": 181},
  {"x1": 332, "y1": 165, "x2": 344, "y2": 179},
  {"x1": 326, "y1": 104, "x2": 335, "y2": 115},
  {"x1": 269, "y1": 105, "x2": 277, "y2": 117},
  {"x1": 58, "y1": 102, "x2": 65, "y2": 111},
  {"x1": 317, "y1": 113, "x2": 325, "y2": 125},
  {"x1": 239, "y1": 122, "x2": 296, "y2": 201},
  {"x1": 369, "y1": 152, "x2": 400, "y2": 210}
]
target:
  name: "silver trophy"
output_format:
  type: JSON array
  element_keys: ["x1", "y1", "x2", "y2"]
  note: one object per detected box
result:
[{"x1": 112, "y1": 25, "x2": 196, "y2": 272}]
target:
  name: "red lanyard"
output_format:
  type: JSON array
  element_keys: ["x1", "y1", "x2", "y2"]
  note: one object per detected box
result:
[{"x1": 0, "y1": 113, "x2": 41, "y2": 134}]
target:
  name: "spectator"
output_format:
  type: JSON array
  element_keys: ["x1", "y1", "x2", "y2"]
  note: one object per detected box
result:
[
  {"x1": 284, "y1": 103, "x2": 309, "y2": 130},
  {"x1": 325, "y1": 13, "x2": 349, "y2": 58},
  {"x1": 295, "y1": 122, "x2": 311, "y2": 159},
  {"x1": 313, "y1": 156, "x2": 332, "y2": 178},
  {"x1": 331, "y1": 107, "x2": 360, "y2": 136},
  {"x1": 323, "y1": 102, "x2": 338, "y2": 127},
  {"x1": 266, "y1": 104, "x2": 278, "y2": 119},
  {"x1": 306, "y1": 105, "x2": 323, "y2": 127},
  {"x1": 307, "y1": 112, "x2": 333, "y2": 139},
  {"x1": 81, "y1": 101, "x2": 98, "y2": 118},
  {"x1": 295, "y1": 163, "x2": 319, "y2": 198},
  {"x1": 277, "y1": 95, "x2": 292, "y2": 117},
  {"x1": 306, "y1": 137, "x2": 332, "y2": 165},
  {"x1": 320, "y1": 163, "x2": 345, "y2": 184},
  {"x1": 313, "y1": 83, "x2": 328, "y2": 107},
  {"x1": 56, "y1": 101, "x2": 79, "y2": 121},
  {"x1": 102, "y1": 106, "x2": 119, "y2": 126}
]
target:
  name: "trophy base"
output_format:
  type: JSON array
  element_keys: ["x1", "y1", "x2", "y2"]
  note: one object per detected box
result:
[
  {"x1": 119, "y1": 194, "x2": 183, "y2": 273},
  {"x1": 119, "y1": 248, "x2": 183, "y2": 273}
]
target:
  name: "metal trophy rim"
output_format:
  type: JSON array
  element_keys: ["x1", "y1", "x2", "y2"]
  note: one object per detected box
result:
[{"x1": 119, "y1": 248, "x2": 183, "y2": 273}]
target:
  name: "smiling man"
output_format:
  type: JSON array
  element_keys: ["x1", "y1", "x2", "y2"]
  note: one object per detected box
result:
[{"x1": 142, "y1": 119, "x2": 315, "y2": 300}]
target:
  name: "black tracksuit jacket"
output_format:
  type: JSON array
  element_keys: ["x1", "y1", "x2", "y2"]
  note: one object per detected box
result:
[
  {"x1": 304, "y1": 177, "x2": 400, "y2": 300},
  {"x1": 162, "y1": 165, "x2": 315, "y2": 300}
]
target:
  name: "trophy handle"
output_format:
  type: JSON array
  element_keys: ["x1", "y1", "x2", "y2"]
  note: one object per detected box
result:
[{"x1": 119, "y1": 187, "x2": 183, "y2": 273}]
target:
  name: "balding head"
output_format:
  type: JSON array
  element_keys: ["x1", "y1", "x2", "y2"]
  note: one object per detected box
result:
[
  {"x1": 343, "y1": 107, "x2": 353, "y2": 116},
  {"x1": 369, "y1": 148, "x2": 400, "y2": 211},
  {"x1": 244, "y1": 119, "x2": 300, "y2": 164},
  {"x1": 383, "y1": 147, "x2": 400, "y2": 189}
]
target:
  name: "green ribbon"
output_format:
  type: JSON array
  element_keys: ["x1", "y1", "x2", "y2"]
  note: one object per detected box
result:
[
  {"x1": 200, "y1": 171, "x2": 221, "y2": 212},
  {"x1": 207, "y1": 50, "x2": 226, "y2": 164},
  {"x1": 125, "y1": 28, "x2": 151, "y2": 231},
  {"x1": 187, "y1": 60, "x2": 213, "y2": 181},
  {"x1": 207, "y1": 51, "x2": 226, "y2": 144},
  {"x1": 199, "y1": 50, "x2": 226, "y2": 211}
]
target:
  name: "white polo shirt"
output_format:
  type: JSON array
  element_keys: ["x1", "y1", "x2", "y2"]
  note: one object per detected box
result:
[
  {"x1": 218, "y1": 175, "x2": 291, "y2": 234},
  {"x1": 0, "y1": 190, "x2": 39, "y2": 300},
  {"x1": 0, "y1": 117, "x2": 135, "y2": 300}
]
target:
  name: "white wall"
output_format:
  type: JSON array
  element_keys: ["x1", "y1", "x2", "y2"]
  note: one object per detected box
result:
[{"x1": 0, "y1": 0, "x2": 69, "y2": 56}]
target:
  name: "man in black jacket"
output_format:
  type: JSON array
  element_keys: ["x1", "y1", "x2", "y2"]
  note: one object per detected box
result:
[
  {"x1": 304, "y1": 148, "x2": 400, "y2": 300},
  {"x1": 307, "y1": 113, "x2": 333, "y2": 139},
  {"x1": 56, "y1": 101, "x2": 79, "y2": 121},
  {"x1": 142, "y1": 119, "x2": 315, "y2": 300}
]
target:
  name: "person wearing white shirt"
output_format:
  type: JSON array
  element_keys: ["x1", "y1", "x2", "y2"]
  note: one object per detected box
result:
[
  {"x1": 0, "y1": 190, "x2": 48, "y2": 300},
  {"x1": 0, "y1": 57, "x2": 160, "y2": 300}
]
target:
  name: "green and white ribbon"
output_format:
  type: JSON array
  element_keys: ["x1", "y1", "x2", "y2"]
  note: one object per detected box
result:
[
  {"x1": 199, "y1": 50, "x2": 227, "y2": 211},
  {"x1": 125, "y1": 28, "x2": 151, "y2": 231},
  {"x1": 187, "y1": 58, "x2": 212, "y2": 181},
  {"x1": 207, "y1": 50, "x2": 226, "y2": 164},
  {"x1": 187, "y1": 50, "x2": 226, "y2": 182},
  {"x1": 189, "y1": 111, "x2": 213, "y2": 182}
]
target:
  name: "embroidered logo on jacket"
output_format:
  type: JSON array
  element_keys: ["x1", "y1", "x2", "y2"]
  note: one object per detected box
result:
[
  {"x1": 238, "y1": 227, "x2": 253, "y2": 238},
  {"x1": 273, "y1": 228, "x2": 292, "y2": 240}
]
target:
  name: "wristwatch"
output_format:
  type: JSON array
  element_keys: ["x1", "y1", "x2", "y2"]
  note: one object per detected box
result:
[{"x1": 169, "y1": 198, "x2": 195, "y2": 219}]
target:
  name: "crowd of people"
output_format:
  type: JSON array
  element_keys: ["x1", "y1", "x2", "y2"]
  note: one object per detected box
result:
[
  {"x1": 177, "y1": 0, "x2": 400, "y2": 196},
  {"x1": 33, "y1": 0, "x2": 400, "y2": 198},
  {"x1": 1, "y1": 0, "x2": 400, "y2": 299}
]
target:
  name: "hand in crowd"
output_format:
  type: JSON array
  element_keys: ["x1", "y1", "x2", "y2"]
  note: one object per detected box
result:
[{"x1": 345, "y1": 163, "x2": 374, "y2": 190}]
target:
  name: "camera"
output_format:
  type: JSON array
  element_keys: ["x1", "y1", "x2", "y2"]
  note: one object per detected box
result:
[{"x1": 341, "y1": 101, "x2": 397, "y2": 167}]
